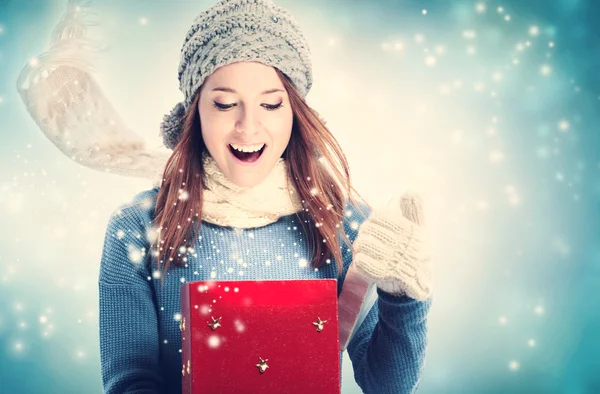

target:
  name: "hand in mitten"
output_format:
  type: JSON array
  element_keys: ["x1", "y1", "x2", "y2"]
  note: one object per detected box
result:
[{"x1": 352, "y1": 190, "x2": 433, "y2": 301}]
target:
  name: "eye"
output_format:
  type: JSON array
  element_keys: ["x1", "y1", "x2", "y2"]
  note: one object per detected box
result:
[
  {"x1": 262, "y1": 102, "x2": 283, "y2": 111},
  {"x1": 212, "y1": 102, "x2": 235, "y2": 111}
]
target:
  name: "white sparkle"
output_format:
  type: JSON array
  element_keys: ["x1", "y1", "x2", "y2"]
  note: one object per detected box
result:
[
  {"x1": 178, "y1": 189, "x2": 189, "y2": 201},
  {"x1": 422, "y1": 9, "x2": 427, "y2": 15},
  {"x1": 508, "y1": 194, "x2": 520, "y2": 206},
  {"x1": 462, "y1": 30, "x2": 477, "y2": 39},
  {"x1": 414, "y1": 33, "x2": 425, "y2": 43},
  {"x1": 558, "y1": 119, "x2": 570, "y2": 131},
  {"x1": 529, "y1": 25, "x2": 540, "y2": 36},
  {"x1": 540, "y1": 64, "x2": 552, "y2": 76},
  {"x1": 497, "y1": 6, "x2": 504, "y2": 13},
  {"x1": 528, "y1": 339, "x2": 536, "y2": 347},
  {"x1": 200, "y1": 304, "x2": 210, "y2": 315},
  {"x1": 234, "y1": 319, "x2": 246, "y2": 333},
  {"x1": 128, "y1": 247, "x2": 143, "y2": 264},
  {"x1": 534, "y1": 305, "x2": 544, "y2": 315},
  {"x1": 475, "y1": 3, "x2": 486, "y2": 13},
  {"x1": 505, "y1": 185, "x2": 521, "y2": 206},
  {"x1": 298, "y1": 258, "x2": 308, "y2": 268},
  {"x1": 509, "y1": 360, "x2": 520, "y2": 371},
  {"x1": 139, "y1": 17, "x2": 148, "y2": 25},
  {"x1": 498, "y1": 316, "x2": 508, "y2": 325},
  {"x1": 425, "y1": 55, "x2": 437, "y2": 66},
  {"x1": 207, "y1": 334, "x2": 221, "y2": 348},
  {"x1": 174, "y1": 313, "x2": 182, "y2": 322},
  {"x1": 504, "y1": 15, "x2": 511, "y2": 21}
]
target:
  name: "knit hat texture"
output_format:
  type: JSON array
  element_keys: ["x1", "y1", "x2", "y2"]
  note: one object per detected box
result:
[{"x1": 160, "y1": 0, "x2": 313, "y2": 150}]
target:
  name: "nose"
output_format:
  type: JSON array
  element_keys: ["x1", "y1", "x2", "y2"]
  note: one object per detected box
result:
[{"x1": 235, "y1": 105, "x2": 260, "y2": 136}]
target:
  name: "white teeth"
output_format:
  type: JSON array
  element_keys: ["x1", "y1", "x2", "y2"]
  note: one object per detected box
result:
[{"x1": 230, "y1": 143, "x2": 265, "y2": 153}]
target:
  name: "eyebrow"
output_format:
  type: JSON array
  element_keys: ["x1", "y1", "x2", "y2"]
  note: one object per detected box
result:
[{"x1": 211, "y1": 87, "x2": 285, "y2": 95}]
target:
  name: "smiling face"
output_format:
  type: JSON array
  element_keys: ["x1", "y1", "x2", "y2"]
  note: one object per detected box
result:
[{"x1": 198, "y1": 61, "x2": 294, "y2": 188}]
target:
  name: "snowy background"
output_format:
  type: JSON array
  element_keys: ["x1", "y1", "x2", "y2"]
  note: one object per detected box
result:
[{"x1": 1, "y1": 0, "x2": 599, "y2": 393}]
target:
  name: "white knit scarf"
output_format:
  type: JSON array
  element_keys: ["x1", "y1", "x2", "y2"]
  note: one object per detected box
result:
[{"x1": 201, "y1": 151, "x2": 305, "y2": 229}]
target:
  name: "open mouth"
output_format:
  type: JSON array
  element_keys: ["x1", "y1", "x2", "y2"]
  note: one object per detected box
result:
[{"x1": 228, "y1": 143, "x2": 266, "y2": 164}]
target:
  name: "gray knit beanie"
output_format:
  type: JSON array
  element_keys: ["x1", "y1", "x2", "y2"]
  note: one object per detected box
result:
[{"x1": 159, "y1": 0, "x2": 313, "y2": 150}]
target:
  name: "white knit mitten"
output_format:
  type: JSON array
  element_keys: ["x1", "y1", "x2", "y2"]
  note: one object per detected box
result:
[{"x1": 352, "y1": 191, "x2": 433, "y2": 301}]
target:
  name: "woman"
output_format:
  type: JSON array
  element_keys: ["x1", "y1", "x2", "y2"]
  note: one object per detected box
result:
[{"x1": 16, "y1": 0, "x2": 433, "y2": 392}]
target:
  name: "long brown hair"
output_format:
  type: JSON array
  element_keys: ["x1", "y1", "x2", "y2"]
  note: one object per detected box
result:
[{"x1": 152, "y1": 67, "x2": 370, "y2": 286}]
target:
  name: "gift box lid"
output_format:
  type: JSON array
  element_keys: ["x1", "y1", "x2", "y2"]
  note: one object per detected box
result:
[{"x1": 180, "y1": 279, "x2": 341, "y2": 394}]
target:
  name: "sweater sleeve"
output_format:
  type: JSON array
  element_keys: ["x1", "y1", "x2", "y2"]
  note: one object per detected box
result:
[
  {"x1": 346, "y1": 289, "x2": 431, "y2": 394},
  {"x1": 98, "y1": 204, "x2": 164, "y2": 394},
  {"x1": 340, "y1": 200, "x2": 432, "y2": 394}
]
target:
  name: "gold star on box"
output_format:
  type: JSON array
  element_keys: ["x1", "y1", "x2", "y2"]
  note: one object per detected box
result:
[
  {"x1": 312, "y1": 317, "x2": 327, "y2": 332},
  {"x1": 256, "y1": 357, "x2": 269, "y2": 374},
  {"x1": 179, "y1": 317, "x2": 186, "y2": 332},
  {"x1": 207, "y1": 316, "x2": 222, "y2": 330}
]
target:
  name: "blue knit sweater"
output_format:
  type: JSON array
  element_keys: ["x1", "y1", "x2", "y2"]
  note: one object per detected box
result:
[{"x1": 99, "y1": 186, "x2": 431, "y2": 394}]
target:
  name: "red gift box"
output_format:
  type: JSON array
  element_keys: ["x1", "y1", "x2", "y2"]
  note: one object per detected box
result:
[{"x1": 180, "y1": 279, "x2": 341, "y2": 393}]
